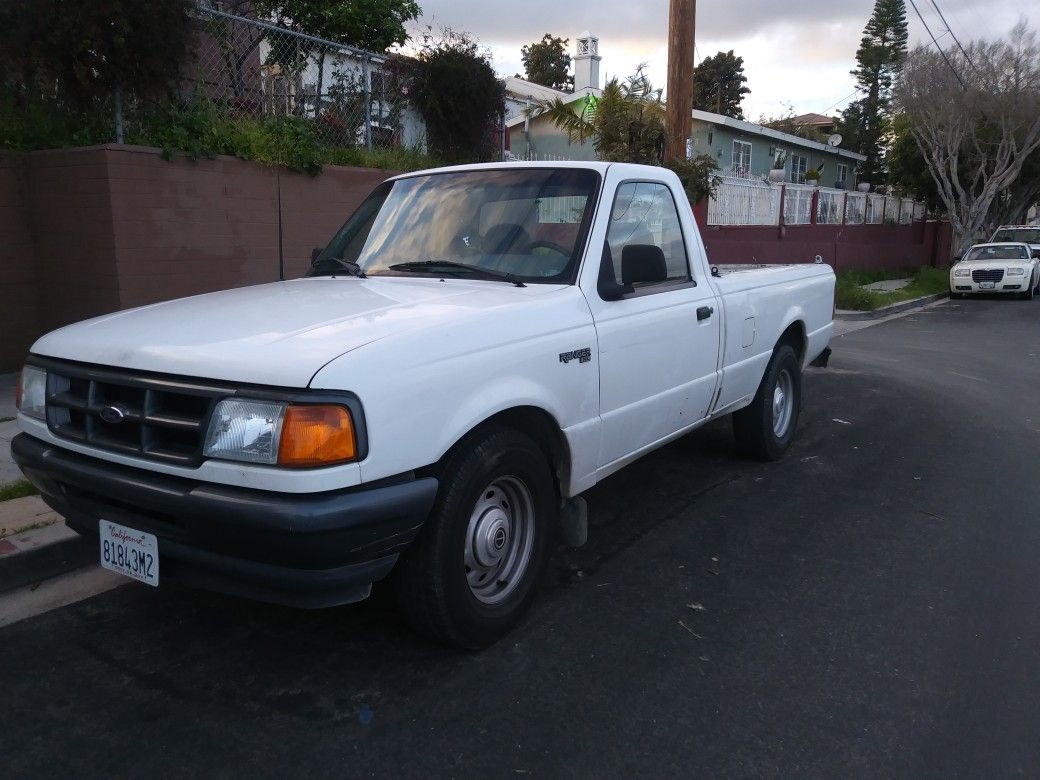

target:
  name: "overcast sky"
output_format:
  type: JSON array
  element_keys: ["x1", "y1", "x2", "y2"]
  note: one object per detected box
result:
[{"x1": 406, "y1": 0, "x2": 1028, "y2": 120}]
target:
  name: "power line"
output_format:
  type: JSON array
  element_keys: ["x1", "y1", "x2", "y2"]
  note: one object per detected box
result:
[
  {"x1": 907, "y1": 0, "x2": 966, "y2": 89},
  {"x1": 927, "y1": 0, "x2": 979, "y2": 75}
]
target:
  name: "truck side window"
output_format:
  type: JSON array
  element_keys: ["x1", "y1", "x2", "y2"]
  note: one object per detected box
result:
[{"x1": 604, "y1": 182, "x2": 690, "y2": 290}]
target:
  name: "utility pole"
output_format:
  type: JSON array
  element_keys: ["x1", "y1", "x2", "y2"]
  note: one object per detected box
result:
[{"x1": 665, "y1": 0, "x2": 696, "y2": 162}]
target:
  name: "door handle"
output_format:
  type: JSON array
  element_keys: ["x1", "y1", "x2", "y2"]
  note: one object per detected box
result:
[{"x1": 697, "y1": 306, "x2": 714, "y2": 321}]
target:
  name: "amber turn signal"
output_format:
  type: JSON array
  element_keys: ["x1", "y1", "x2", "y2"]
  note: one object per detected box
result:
[{"x1": 277, "y1": 404, "x2": 357, "y2": 467}]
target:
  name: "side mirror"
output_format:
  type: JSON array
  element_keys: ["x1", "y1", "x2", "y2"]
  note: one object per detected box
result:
[{"x1": 311, "y1": 247, "x2": 323, "y2": 262}]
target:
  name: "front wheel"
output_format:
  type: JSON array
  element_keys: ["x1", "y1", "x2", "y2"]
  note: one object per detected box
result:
[
  {"x1": 394, "y1": 427, "x2": 555, "y2": 649},
  {"x1": 733, "y1": 344, "x2": 802, "y2": 461}
]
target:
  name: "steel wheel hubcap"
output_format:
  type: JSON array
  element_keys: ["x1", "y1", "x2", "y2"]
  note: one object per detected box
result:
[
  {"x1": 772, "y1": 369, "x2": 794, "y2": 437},
  {"x1": 464, "y1": 476, "x2": 535, "y2": 605}
]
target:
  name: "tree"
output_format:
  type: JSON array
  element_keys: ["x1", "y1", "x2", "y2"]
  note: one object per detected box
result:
[
  {"x1": 521, "y1": 34, "x2": 573, "y2": 91},
  {"x1": 539, "y1": 68, "x2": 720, "y2": 202},
  {"x1": 255, "y1": 0, "x2": 420, "y2": 53},
  {"x1": 836, "y1": 0, "x2": 908, "y2": 183},
  {"x1": 541, "y1": 67, "x2": 666, "y2": 163},
  {"x1": 896, "y1": 22, "x2": 1040, "y2": 255},
  {"x1": 409, "y1": 29, "x2": 504, "y2": 163},
  {"x1": 692, "y1": 50, "x2": 750, "y2": 119},
  {"x1": 0, "y1": 0, "x2": 193, "y2": 109}
]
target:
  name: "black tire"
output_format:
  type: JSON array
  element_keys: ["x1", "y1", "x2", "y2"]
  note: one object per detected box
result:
[
  {"x1": 1024, "y1": 284, "x2": 1035, "y2": 301},
  {"x1": 732, "y1": 343, "x2": 802, "y2": 461},
  {"x1": 394, "y1": 427, "x2": 555, "y2": 649}
]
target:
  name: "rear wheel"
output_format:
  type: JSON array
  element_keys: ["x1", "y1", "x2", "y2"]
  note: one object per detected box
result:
[
  {"x1": 733, "y1": 344, "x2": 802, "y2": 461},
  {"x1": 394, "y1": 427, "x2": 554, "y2": 649}
]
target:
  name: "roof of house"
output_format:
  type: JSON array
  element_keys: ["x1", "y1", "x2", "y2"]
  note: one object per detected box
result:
[
  {"x1": 503, "y1": 76, "x2": 573, "y2": 105},
  {"x1": 791, "y1": 112, "x2": 836, "y2": 127},
  {"x1": 504, "y1": 81, "x2": 601, "y2": 127},
  {"x1": 692, "y1": 109, "x2": 866, "y2": 161}
]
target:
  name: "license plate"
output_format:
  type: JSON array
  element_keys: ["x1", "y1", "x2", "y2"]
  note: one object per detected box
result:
[
  {"x1": 99, "y1": 520, "x2": 159, "y2": 586},
  {"x1": 980, "y1": 281, "x2": 995, "y2": 289}
]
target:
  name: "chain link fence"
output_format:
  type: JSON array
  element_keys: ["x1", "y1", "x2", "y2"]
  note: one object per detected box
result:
[{"x1": 169, "y1": 4, "x2": 425, "y2": 152}]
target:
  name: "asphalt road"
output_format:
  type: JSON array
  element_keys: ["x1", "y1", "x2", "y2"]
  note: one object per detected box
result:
[{"x1": 2, "y1": 298, "x2": 1039, "y2": 778}]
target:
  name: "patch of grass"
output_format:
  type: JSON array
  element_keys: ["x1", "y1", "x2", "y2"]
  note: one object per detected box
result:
[
  {"x1": 0, "y1": 479, "x2": 38, "y2": 502},
  {"x1": 835, "y1": 266, "x2": 949, "y2": 311},
  {"x1": 0, "y1": 416, "x2": 14, "y2": 423}
]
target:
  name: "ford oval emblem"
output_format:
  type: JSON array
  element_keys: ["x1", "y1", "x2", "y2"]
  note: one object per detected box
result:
[{"x1": 99, "y1": 405, "x2": 126, "y2": 424}]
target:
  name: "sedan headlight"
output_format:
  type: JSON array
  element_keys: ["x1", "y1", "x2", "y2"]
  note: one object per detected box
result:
[
  {"x1": 16, "y1": 365, "x2": 46, "y2": 421},
  {"x1": 953, "y1": 267, "x2": 971, "y2": 277},
  {"x1": 1006, "y1": 267, "x2": 1025, "y2": 276},
  {"x1": 204, "y1": 398, "x2": 357, "y2": 467}
]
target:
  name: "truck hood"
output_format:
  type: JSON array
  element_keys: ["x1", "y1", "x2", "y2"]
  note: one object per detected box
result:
[{"x1": 31, "y1": 277, "x2": 566, "y2": 387}]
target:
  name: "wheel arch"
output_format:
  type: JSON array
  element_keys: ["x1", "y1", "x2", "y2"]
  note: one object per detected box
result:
[
  {"x1": 431, "y1": 406, "x2": 571, "y2": 504},
  {"x1": 776, "y1": 319, "x2": 807, "y2": 364}
]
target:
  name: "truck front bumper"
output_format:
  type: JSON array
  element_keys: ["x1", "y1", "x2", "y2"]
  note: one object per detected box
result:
[{"x1": 11, "y1": 433, "x2": 438, "y2": 608}]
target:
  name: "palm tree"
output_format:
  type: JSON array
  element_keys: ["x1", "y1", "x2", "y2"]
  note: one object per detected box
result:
[{"x1": 538, "y1": 67, "x2": 666, "y2": 164}]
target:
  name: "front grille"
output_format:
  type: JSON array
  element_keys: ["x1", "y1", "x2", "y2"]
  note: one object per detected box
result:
[
  {"x1": 42, "y1": 361, "x2": 232, "y2": 466},
  {"x1": 972, "y1": 269, "x2": 1004, "y2": 283}
]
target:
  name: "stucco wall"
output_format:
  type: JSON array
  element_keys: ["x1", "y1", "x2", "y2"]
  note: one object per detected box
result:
[
  {"x1": 0, "y1": 154, "x2": 42, "y2": 372},
  {"x1": 0, "y1": 145, "x2": 399, "y2": 371}
]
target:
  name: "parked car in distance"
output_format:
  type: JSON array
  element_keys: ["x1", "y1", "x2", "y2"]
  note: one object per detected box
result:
[
  {"x1": 12, "y1": 162, "x2": 834, "y2": 649},
  {"x1": 990, "y1": 225, "x2": 1040, "y2": 258},
  {"x1": 950, "y1": 243, "x2": 1039, "y2": 300}
]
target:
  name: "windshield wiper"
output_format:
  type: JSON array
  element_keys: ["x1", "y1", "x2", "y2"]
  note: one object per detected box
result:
[
  {"x1": 389, "y1": 259, "x2": 526, "y2": 287},
  {"x1": 312, "y1": 256, "x2": 367, "y2": 278}
]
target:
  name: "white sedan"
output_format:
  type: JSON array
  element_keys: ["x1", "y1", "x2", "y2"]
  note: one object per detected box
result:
[{"x1": 949, "y1": 243, "x2": 1040, "y2": 300}]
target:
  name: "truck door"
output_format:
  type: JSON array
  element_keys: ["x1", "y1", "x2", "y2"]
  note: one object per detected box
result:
[{"x1": 585, "y1": 179, "x2": 722, "y2": 468}]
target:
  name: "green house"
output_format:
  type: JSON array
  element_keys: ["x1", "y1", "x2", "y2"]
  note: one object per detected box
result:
[{"x1": 506, "y1": 104, "x2": 868, "y2": 188}]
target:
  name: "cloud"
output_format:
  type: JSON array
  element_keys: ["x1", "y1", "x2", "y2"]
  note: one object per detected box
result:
[{"x1": 410, "y1": 0, "x2": 1029, "y2": 119}]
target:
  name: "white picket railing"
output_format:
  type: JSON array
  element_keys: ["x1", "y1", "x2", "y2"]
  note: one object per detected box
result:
[
  {"x1": 706, "y1": 179, "x2": 926, "y2": 228},
  {"x1": 783, "y1": 184, "x2": 815, "y2": 225},
  {"x1": 708, "y1": 176, "x2": 780, "y2": 226},
  {"x1": 816, "y1": 188, "x2": 845, "y2": 225},
  {"x1": 845, "y1": 192, "x2": 866, "y2": 225},
  {"x1": 865, "y1": 194, "x2": 886, "y2": 224}
]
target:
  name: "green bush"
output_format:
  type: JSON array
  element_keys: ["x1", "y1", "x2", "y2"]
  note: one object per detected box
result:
[{"x1": 0, "y1": 96, "x2": 442, "y2": 175}]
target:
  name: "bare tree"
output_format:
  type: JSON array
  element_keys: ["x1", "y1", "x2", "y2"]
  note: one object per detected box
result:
[{"x1": 896, "y1": 21, "x2": 1040, "y2": 255}]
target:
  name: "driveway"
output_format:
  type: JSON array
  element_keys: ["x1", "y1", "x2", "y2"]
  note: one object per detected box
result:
[{"x1": 2, "y1": 298, "x2": 1038, "y2": 777}]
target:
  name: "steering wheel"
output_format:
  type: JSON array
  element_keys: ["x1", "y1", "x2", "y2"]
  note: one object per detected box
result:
[{"x1": 527, "y1": 240, "x2": 571, "y2": 258}]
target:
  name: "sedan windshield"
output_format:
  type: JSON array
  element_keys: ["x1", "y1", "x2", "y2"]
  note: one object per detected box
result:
[
  {"x1": 963, "y1": 245, "x2": 1029, "y2": 262},
  {"x1": 992, "y1": 229, "x2": 1040, "y2": 244},
  {"x1": 309, "y1": 168, "x2": 600, "y2": 284}
]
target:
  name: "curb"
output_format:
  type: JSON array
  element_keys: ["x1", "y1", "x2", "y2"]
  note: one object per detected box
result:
[
  {"x1": 835, "y1": 292, "x2": 948, "y2": 321},
  {"x1": 0, "y1": 522, "x2": 95, "y2": 594}
]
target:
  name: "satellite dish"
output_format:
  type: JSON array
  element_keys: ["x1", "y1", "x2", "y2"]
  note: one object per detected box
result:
[{"x1": 827, "y1": 133, "x2": 843, "y2": 147}]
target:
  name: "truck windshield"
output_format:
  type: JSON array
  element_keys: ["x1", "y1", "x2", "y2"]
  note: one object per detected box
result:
[
  {"x1": 963, "y1": 245, "x2": 1029, "y2": 262},
  {"x1": 309, "y1": 168, "x2": 599, "y2": 284}
]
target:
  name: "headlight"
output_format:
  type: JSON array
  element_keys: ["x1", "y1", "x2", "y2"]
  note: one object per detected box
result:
[
  {"x1": 953, "y1": 267, "x2": 971, "y2": 277},
  {"x1": 1007, "y1": 267, "x2": 1025, "y2": 276},
  {"x1": 203, "y1": 399, "x2": 357, "y2": 467},
  {"x1": 16, "y1": 365, "x2": 46, "y2": 420}
]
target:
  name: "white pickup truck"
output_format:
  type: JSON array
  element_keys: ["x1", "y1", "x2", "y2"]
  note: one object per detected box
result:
[{"x1": 13, "y1": 162, "x2": 834, "y2": 648}]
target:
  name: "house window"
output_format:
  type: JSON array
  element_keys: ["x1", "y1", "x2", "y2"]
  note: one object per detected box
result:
[
  {"x1": 837, "y1": 163, "x2": 849, "y2": 186},
  {"x1": 732, "y1": 140, "x2": 752, "y2": 175},
  {"x1": 791, "y1": 154, "x2": 808, "y2": 184}
]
